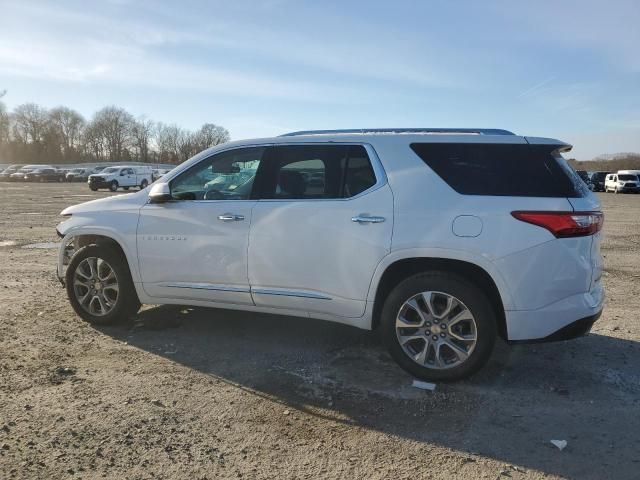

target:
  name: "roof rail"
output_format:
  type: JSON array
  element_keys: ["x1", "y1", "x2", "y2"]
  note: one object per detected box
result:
[{"x1": 280, "y1": 128, "x2": 516, "y2": 137}]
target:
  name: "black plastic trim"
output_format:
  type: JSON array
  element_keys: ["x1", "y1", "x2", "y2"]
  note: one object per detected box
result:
[{"x1": 509, "y1": 310, "x2": 602, "y2": 344}]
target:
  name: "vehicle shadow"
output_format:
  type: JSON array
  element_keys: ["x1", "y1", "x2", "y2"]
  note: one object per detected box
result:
[{"x1": 98, "y1": 305, "x2": 640, "y2": 480}]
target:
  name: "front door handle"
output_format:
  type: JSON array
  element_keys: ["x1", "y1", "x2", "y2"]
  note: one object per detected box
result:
[
  {"x1": 218, "y1": 213, "x2": 245, "y2": 221},
  {"x1": 351, "y1": 215, "x2": 385, "y2": 224}
]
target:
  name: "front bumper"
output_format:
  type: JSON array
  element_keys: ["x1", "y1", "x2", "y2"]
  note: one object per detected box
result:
[
  {"x1": 88, "y1": 179, "x2": 110, "y2": 188},
  {"x1": 619, "y1": 186, "x2": 640, "y2": 193}
]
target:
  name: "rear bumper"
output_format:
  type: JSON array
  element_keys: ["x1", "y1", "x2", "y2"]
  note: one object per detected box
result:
[
  {"x1": 505, "y1": 283, "x2": 604, "y2": 341},
  {"x1": 509, "y1": 310, "x2": 601, "y2": 344}
]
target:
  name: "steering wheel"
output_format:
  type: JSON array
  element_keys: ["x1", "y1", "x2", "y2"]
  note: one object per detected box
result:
[{"x1": 203, "y1": 189, "x2": 225, "y2": 200}]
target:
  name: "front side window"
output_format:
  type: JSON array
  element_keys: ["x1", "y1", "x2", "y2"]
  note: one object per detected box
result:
[
  {"x1": 170, "y1": 147, "x2": 264, "y2": 200},
  {"x1": 254, "y1": 144, "x2": 376, "y2": 200}
]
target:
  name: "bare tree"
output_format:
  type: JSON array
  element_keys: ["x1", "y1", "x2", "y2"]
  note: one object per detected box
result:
[
  {"x1": 0, "y1": 91, "x2": 9, "y2": 156},
  {"x1": 193, "y1": 123, "x2": 230, "y2": 152},
  {"x1": 90, "y1": 106, "x2": 134, "y2": 162},
  {"x1": 48, "y1": 106, "x2": 85, "y2": 163},
  {"x1": 130, "y1": 117, "x2": 154, "y2": 163},
  {"x1": 11, "y1": 103, "x2": 48, "y2": 144}
]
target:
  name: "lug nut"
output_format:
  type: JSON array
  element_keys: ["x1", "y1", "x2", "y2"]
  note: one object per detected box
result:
[
  {"x1": 432, "y1": 335, "x2": 438, "y2": 341},
  {"x1": 426, "y1": 322, "x2": 431, "y2": 327},
  {"x1": 440, "y1": 333, "x2": 446, "y2": 338},
  {"x1": 440, "y1": 324, "x2": 446, "y2": 329},
  {"x1": 425, "y1": 330, "x2": 431, "y2": 335}
]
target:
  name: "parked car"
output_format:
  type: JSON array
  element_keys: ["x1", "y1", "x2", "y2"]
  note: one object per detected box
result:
[
  {"x1": 87, "y1": 165, "x2": 153, "y2": 191},
  {"x1": 0, "y1": 164, "x2": 24, "y2": 181},
  {"x1": 66, "y1": 168, "x2": 90, "y2": 182},
  {"x1": 57, "y1": 128, "x2": 604, "y2": 381},
  {"x1": 152, "y1": 168, "x2": 172, "y2": 182},
  {"x1": 24, "y1": 168, "x2": 66, "y2": 182},
  {"x1": 9, "y1": 164, "x2": 52, "y2": 181},
  {"x1": 604, "y1": 173, "x2": 639, "y2": 193},
  {"x1": 589, "y1": 171, "x2": 610, "y2": 192}
]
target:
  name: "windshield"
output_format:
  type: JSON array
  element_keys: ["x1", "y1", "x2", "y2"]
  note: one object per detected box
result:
[
  {"x1": 619, "y1": 174, "x2": 638, "y2": 181},
  {"x1": 101, "y1": 167, "x2": 119, "y2": 174}
]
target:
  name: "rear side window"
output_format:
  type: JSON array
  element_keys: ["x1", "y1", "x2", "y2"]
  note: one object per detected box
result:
[
  {"x1": 410, "y1": 143, "x2": 587, "y2": 197},
  {"x1": 254, "y1": 145, "x2": 376, "y2": 199}
]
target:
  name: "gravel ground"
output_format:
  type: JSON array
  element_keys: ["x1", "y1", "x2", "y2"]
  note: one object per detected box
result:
[{"x1": 1, "y1": 182, "x2": 639, "y2": 480}]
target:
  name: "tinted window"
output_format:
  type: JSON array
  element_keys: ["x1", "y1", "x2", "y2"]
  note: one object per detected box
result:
[
  {"x1": 410, "y1": 143, "x2": 586, "y2": 197},
  {"x1": 254, "y1": 145, "x2": 376, "y2": 200},
  {"x1": 171, "y1": 147, "x2": 263, "y2": 201},
  {"x1": 344, "y1": 146, "x2": 376, "y2": 197},
  {"x1": 619, "y1": 174, "x2": 638, "y2": 181}
]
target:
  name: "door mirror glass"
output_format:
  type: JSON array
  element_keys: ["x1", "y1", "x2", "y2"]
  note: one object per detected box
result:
[{"x1": 148, "y1": 183, "x2": 172, "y2": 203}]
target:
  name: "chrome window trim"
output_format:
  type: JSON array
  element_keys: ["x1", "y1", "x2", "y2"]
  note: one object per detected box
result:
[{"x1": 160, "y1": 142, "x2": 387, "y2": 204}]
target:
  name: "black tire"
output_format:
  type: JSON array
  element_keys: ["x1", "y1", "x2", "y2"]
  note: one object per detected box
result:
[
  {"x1": 123, "y1": 186, "x2": 129, "y2": 191},
  {"x1": 380, "y1": 271, "x2": 497, "y2": 382},
  {"x1": 90, "y1": 186, "x2": 98, "y2": 191},
  {"x1": 109, "y1": 180, "x2": 118, "y2": 192},
  {"x1": 140, "y1": 179, "x2": 148, "y2": 190},
  {"x1": 66, "y1": 244, "x2": 140, "y2": 325}
]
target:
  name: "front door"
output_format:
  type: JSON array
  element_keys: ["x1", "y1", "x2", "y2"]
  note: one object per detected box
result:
[
  {"x1": 248, "y1": 144, "x2": 393, "y2": 317},
  {"x1": 137, "y1": 147, "x2": 264, "y2": 305}
]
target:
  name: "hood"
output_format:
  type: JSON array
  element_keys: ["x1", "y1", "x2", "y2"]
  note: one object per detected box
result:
[{"x1": 60, "y1": 189, "x2": 148, "y2": 216}]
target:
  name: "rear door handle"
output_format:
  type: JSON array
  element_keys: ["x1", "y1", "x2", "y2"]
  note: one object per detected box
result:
[
  {"x1": 351, "y1": 215, "x2": 385, "y2": 224},
  {"x1": 218, "y1": 213, "x2": 245, "y2": 221}
]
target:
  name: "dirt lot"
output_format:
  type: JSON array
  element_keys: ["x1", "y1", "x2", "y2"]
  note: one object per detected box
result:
[{"x1": 1, "y1": 182, "x2": 639, "y2": 480}]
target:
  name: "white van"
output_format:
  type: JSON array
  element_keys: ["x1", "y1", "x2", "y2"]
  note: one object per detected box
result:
[
  {"x1": 88, "y1": 165, "x2": 153, "y2": 192},
  {"x1": 604, "y1": 172, "x2": 639, "y2": 194}
]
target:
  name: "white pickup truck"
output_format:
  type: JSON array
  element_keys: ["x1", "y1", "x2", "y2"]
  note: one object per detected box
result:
[{"x1": 88, "y1": 166, "x2": 152, "y2": 192}]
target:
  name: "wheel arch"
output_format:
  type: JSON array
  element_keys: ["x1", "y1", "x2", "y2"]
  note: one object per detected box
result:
[
  {"x1": 370, "y1": 255, "x2": 510, "y2": 340},
  {"x1": 58, "y1": 226, "x2": 141, "y2": 284}
]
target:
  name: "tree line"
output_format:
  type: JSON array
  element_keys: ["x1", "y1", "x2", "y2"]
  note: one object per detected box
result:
[
  {"x1": 0, "y1": 92, "x2": 230, "y2": 165},
  {"x1": 568, "y1": 154, "x2": 640, "y2": 172}
]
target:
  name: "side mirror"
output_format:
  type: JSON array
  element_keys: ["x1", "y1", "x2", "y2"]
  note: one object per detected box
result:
[{"x1": 148, "y1": 183, "x2": 172, "y2": 204}]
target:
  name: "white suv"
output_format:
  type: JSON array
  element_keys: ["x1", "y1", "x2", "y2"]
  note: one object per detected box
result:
[{"x1": 56, "y1": 129, "x2": 604, "y2": 381}]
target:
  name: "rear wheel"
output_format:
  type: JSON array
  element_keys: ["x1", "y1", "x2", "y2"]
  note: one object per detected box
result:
[
  {"x1": 381, "y1": 271, "x2": 497, "y2": 382},
  {"x1": 140, "y1": 179, "x2": 148, "y2": 190},
  {"x1": 90, "y1": 186, "x2": 98, "y2": 191},
  {"x1": 66, "y1": 244, "x2": 140, "y2": 325},
  {"x1": 110, "y1": 180, "x2": 118, "y2": 192},
  {"x1": 123, "y1": 186, "x2": 129, "y2": 190}
]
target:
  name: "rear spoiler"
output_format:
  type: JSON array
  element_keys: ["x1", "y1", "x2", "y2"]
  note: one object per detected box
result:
[{"x1": 525, "y1": 136, "x2": 573, "y2": 153}]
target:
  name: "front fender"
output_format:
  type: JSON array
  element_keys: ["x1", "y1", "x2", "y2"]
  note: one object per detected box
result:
[{"x1": 56, "y1": 212, "x2": 141, "y2": 283}]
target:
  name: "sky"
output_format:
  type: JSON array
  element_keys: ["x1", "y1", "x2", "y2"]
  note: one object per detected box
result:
[{"x1": 0, "y1": 0, "x2": 638, "y2": 159}]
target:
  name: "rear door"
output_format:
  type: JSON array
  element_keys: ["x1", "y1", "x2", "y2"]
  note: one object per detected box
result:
[{"x1": 248, "y1": 144, "x2": 393, "y2": 318}]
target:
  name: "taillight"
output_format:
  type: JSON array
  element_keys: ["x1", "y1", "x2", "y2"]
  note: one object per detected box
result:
[{"x1": 511, "y1": 211, "x2": 603, "y2": 238}]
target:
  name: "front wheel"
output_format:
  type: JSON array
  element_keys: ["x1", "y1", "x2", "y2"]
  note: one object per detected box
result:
[
  {"x1": 381, "y1": 272, "x2": 497, "y2": 382},
  {"x1": 66, "y1": 244, "x2": 140, "y2": 325},
  {"x1": 109, "y1": 180, "x2": 118, "y2": 192},
  {"x1": 140, "y1": 179, "x2": 148, "y2": 190}
]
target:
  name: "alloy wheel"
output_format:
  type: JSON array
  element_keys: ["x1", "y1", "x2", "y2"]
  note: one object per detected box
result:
[
  {"x1": 395, "y1": 291, "x2": 477, "y2": 369},
  {"x1": 72, "y1": 257, "x2": 119, "y2": 316}
]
